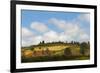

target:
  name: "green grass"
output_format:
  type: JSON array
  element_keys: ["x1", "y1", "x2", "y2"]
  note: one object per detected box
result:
[{"x1": 21, "y1": 55, "x2": 90, "y2": 63}]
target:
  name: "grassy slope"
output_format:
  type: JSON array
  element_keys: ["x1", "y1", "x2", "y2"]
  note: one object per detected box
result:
[{"x1": 21, "y1": 44, "x2": 90, "y2": 63}]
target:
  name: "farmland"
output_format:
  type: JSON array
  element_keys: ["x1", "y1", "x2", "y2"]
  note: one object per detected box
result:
[{"x1": 21, "y1": 41, "x2": 90, "y2": 63}]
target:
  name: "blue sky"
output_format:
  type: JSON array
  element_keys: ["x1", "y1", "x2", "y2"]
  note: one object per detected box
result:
[
  {"x1": 21, "y1": 9, "x2": 90, "y2": 46},
  {"x1": 21, "y1": 10, "x2": 80, "y2": 26}
]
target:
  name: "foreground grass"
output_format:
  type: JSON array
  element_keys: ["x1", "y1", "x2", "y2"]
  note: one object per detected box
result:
[{"x1": 21, "y1": 55, "x2": 90, "y2": 63}]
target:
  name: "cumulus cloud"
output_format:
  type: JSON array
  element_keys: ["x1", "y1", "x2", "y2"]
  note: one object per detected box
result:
[
  {"x1": 22, "y1": 27, "x2": 34, "y2": 38},
  {"x1": 30, "y1": 22, "x2": 49, "y2": 33},
  {"x1": 42, "y1": 30, "x2": 59, "y2": 42},
  {"x1": 22, "y1": 18, "x2": 90, "y2": 47},
  {"x1": 22, "y1": 27, "x2": 36, "y2": 46},
  {"x1": 49, "y1": 18, "x2": 90, "y2": 42},
  {"x1": 49, "y1": 18, "x2": 80, "y2": 35},
  {"x1": 22, "y1": 35, "x2": 43, "y2": 47},
  {"x1": 49, "y1": 18, "x2": 67, "y2": 30}
]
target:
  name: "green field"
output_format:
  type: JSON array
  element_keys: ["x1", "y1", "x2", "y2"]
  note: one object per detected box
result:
[
  {"x1": 21, "y1": 42, "x2": 90, "y2": 63},
  {"x1": 22, "y1": 55, "x2": 90, "y2": 63}
]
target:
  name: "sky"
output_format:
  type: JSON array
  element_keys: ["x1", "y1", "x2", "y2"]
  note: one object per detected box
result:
[{"x1": 21, "y1": 10, "x2": 90, "y2": 47}]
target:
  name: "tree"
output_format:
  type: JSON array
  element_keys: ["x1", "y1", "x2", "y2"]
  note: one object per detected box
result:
[
  {"x1": 71, "y1": 41, "x2": 74, "y2": 44},
  {"x1": 43, "y1": 41, "x2": 45, "y2": 43},
  {"x1": 64, "y1": 47, "x2": 72, "y2": 56},
  {"x1": 80, "y1": 42, "x2": 90, "y2": 55},
  {"x1": 39, "y1": 47, "x2": 41, "y2": 49},
  {"x1": 39, "y1": 41, "x2": 42, "y2": 44},
  {"x1": 30, "y1": 47, "x2": 34, "y2": 51}
]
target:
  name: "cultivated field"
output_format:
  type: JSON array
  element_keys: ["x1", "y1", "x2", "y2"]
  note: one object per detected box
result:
[{"x1": 21, "y1": 42, "x2": 90, "y2": 63}]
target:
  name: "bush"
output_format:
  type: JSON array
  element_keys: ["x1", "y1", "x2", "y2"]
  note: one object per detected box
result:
[{"x1": 63, "y1": 48, "x2": 72, "y2": 56}]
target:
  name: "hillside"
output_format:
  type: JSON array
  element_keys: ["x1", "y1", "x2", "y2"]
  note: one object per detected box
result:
[{"x1": 21, "y1": 41, "x2": 90, "y2": 63}]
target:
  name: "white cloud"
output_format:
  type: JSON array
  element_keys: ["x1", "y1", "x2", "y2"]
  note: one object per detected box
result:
[
  {"x1": 49, "y1": 18, "x2": 67, "y2": 30},
  {"x1": 78, "y1": 14, "x2": 90, "y2": 22},
  {"x1": 49, "y1": 18, "x2": 90, "y2": 42},
  {"x1": 22, "y1": 27, "x2": 36, "y2": 47},
  {"x1": 43, "y1": 30, "x2": 59, "y2": 42},
  {"x1": 22, "y1": 18, "x2": 90, "y2": 47},
  {"x1": 79, "y1": 31, "x2": 89, "y2": 42},
  {"x1": 22, "y1": 29, "x2": 89, "y2": 47},
  {"x1": 22, "y1": 30, "x2": 67, "y2": 47},
  {"x1": 49, "y1": 18, "x2": 80, "y2": 36},
  {"x1": 22, "y1": 27, "x2": 35, "y2": 38},
  {"x1": 22, "y1": 35, "x2": 42, "y2": 47},
  {"x1": 42, "y1": 30, "x2": 69, "y2": 43},
  {"x1": 30, "y1": 22, "x2": 49, "y2": 33},
  {"x1": 22, "y1": 23, "x2": 49, "y2": 47}
]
